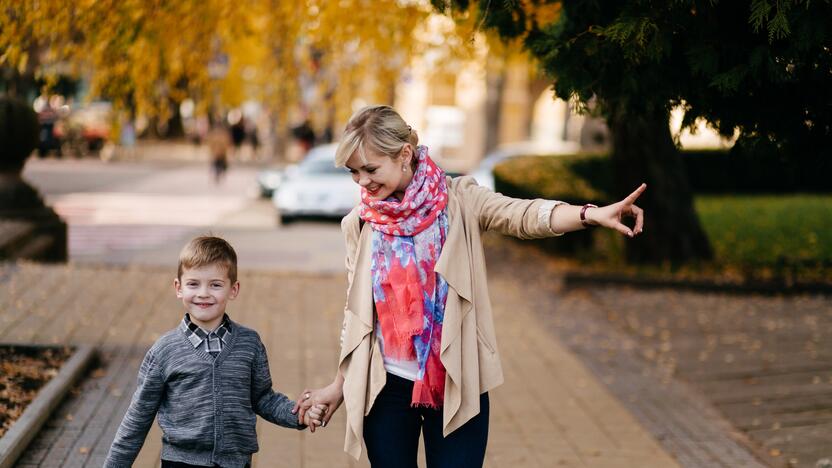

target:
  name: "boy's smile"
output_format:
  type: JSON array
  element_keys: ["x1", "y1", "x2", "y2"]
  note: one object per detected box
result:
[{"x1": 174, "y1": 264, "x2": 240, "y2": 330}]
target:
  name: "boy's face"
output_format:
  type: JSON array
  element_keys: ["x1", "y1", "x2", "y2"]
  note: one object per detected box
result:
[{"x1": 174, "y1": 263, "x2": 240, "y2": 331}]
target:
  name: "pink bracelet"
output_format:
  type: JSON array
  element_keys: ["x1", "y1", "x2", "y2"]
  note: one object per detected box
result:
[{"x1": 580, "y1": 204, "x2": 598, "y2": 227}]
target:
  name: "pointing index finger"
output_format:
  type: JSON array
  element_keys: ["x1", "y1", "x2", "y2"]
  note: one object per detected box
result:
[{"x1": 624, "y1": 183, "x2": 647, "y2": 204}]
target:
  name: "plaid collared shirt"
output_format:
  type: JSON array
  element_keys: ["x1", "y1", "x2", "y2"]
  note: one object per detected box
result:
[{"x1": 180, "y1": 313, "x2": 231, "y2": 357}]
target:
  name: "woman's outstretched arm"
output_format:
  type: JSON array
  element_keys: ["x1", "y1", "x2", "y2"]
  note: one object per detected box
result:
[{"x1": 550, "y1": 183, "x2": 646, "y2": 236}]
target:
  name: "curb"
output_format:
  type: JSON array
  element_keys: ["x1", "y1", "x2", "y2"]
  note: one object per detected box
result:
[
  {"x1": 0, "y1": 344, "x2": 96, "y2": 468},
  {"x1": 564, "y1": 271, "x2": 832, "y2": 296}
]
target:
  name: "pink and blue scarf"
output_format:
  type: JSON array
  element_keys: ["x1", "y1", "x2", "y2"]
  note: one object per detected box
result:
[{"x1": 359, "y1": 145, "x2": 449, "y2": 408}]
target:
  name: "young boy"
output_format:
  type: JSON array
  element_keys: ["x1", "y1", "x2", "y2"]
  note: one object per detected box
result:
[{"x1": 105, "y1": 236, "x2": 324, "y2": 468}]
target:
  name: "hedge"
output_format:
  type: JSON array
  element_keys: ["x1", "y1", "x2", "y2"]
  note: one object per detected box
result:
[
  {"x1": 493, "y1": 149, "x2": 832, "y2": 199},
  {"x1": 492, "y1": 150, "x2": 832, "y2": 275}
]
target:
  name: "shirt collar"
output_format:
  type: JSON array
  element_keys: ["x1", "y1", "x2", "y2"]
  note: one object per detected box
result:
[{"x1": 180, "y1": 313, "x2": 231, "y2": 348}]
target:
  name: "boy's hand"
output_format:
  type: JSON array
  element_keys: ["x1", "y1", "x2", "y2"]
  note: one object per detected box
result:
[
  {"x1": 303, "y1": 404, "x2": 327, "y2": 432},
  {"x1": 292, "y1": 381, "x2": 344, "y2": 432}
]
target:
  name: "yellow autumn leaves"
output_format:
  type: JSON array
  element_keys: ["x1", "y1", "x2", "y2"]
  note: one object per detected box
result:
[{"x1": 0, "y1": 0, "x2": 489, "y2": 124}]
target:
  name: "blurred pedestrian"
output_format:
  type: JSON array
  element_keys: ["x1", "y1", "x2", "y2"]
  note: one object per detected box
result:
[
  {"x1": 119, "y1": 118, "x2": 136, "y2": 159},
  {"x1": 230, "y1": 116, "x2": 246, "y2": 157},
  {"x1": 294, "y1": 105, "x2": 647, "y2": 466},
  {"x1": 206, "y1": 124, "x2": 230, "y2": 184},
  {"x1": 246, "y1": 117, "x2": 260, "y2": 160},
  {"x1": 291, "y1": 120, "x2": 316, "y2": 154}
]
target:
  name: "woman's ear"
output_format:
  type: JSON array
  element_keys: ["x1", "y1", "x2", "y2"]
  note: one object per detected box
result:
[{"x1": 402, "y1": 144, "x2": 414, "y2": 166}]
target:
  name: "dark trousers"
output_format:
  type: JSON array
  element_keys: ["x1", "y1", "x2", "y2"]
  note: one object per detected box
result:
[
  {"x1": 161, "y1": 461, "x2": 249, "y2": 468},
  {"x1": 363, "y1": 373, "x2": 489, "y2": 468}
]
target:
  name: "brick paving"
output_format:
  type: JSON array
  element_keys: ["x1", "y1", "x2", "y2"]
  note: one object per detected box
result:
[
  {"x1": 1, "y1": 260, "x2": 679, "y2": 468},
  {"x1": 10, "y1": 149, "x2": 829, "y2": 467},
  {"x1": 483, "y1": 235, "x2": 832, "y2": 468}
]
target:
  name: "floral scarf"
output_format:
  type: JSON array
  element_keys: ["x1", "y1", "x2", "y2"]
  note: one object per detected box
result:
[{"x1": 360, "y1": 145, "x2": 449, "y2": 408}]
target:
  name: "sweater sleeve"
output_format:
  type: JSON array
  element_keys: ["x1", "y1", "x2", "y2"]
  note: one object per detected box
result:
[
  {"x1": 251, "y1": 337, "x2": 304, "y2": 429},
  {"x1": 104, "y1": 348, "x2": 164, "y2": 467}
]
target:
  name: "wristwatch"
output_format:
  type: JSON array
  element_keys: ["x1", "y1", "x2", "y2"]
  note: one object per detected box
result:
[{"x1": 580, "y1": 204, "x2": 598, "y2": 227}]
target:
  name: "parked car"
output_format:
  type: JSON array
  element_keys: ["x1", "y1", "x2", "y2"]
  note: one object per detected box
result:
[
  {"x1": 272, "y1": 143, "x2": 360, "y2": 224},
  {"x1": 256, "y1": 167, "x2": 286, "y2": 198},
  {"x1": 61, "y1": 101, "x2": 112, "y2": 158},
  {"x1": 469, "y1": 140, "x2": 580, "y2": 191}
]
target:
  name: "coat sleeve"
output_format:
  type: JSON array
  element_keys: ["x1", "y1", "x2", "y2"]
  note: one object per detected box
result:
[{"x1": 452, "y1": 176, "x2": 565, "y2": 239}]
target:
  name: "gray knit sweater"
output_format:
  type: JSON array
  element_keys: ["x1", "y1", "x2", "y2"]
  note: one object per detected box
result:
[{"x1": 104, "y1": 319, "x2": 302, "y2": 467}]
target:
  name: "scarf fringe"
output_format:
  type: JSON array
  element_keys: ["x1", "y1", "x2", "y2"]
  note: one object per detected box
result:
[{"x1": 411, "y1": 379, "x2": 443, "y2": 410}]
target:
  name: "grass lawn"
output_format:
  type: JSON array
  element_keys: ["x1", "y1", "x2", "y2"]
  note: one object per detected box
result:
[
  {"x1": 695, "y1": 194, "x2": 832, "y2": 274},
  {"x1": 524, "y1": 193, "x2": 832, "y2": 284}
]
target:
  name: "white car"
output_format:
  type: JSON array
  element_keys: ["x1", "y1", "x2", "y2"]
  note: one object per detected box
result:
[
  {"x1": 469, "y1": 140, "x2": 580, "y2": 191},
  {"x1": 272, "y1": 143, "x2": 360, "y2": 224},
  {"x1": 256, "y1": 168, "x2": 285, "y2": 198}
]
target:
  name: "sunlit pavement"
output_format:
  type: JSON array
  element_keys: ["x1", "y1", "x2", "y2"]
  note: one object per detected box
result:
[{"x1": 21, "y1": 157, "x2": 347, "y2": 273}]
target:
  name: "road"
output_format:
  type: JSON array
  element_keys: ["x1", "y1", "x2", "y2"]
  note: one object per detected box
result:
[{"x1": 21, "y1": 158, "x2": 346, "y2": 273}]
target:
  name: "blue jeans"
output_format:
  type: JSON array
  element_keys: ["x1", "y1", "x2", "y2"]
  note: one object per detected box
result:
[{"x1": 363, "y1": 373, "x2": 489, "y2": 468}]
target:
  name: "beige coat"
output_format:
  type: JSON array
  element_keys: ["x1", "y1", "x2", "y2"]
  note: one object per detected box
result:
[{"x1": 338, "y1": 176, "x2": 562, "y2": 459}]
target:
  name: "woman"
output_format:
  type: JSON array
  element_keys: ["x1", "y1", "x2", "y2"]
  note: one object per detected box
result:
[{"x1": 294, "y1": 105, "x2": 645, "y2": 467}]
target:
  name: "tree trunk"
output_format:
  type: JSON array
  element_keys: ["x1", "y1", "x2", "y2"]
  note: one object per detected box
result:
[
  {"x1": 484, "y1": 54, "x2": 507, "y2": 154},
  {"x1": 166, "y1": 98, "x2": 185, "y2": 138},
  {"x1": 524, "y1": 75, "x2": 551, "y2": 138},
  {"x1": 608, "y1": 107, "x2": 712, "y2": 263}
]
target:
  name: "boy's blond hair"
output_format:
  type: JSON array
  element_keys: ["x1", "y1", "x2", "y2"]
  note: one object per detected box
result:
[{"x1": 177, "y1": 236, "x2": 238, "y2": 283}]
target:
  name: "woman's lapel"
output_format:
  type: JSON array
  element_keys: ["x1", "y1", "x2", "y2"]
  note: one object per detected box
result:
[
  {"x1": 347, "y1": 223, "x2": 375, "y2": 329},
  {"x1": 435, "y1": 183, "x2": 473, "y2": 304}
]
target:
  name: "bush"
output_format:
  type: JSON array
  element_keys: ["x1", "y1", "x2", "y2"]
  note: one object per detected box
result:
[
  {"x1": 683, "y1": 148, "x2": 832, "y2": 193},
  {"x1": 493, "y1": 152, "x2": 832, "y2": 279},
  {"x1": 494, "y1": 153, "x2": 612, "y2": 204},
  {"x1": 494, "y1": 154, "x2": 613, "y2": 257},
  {"x1": 494, "y1": 149, "x2": 832, "y2": 199}
]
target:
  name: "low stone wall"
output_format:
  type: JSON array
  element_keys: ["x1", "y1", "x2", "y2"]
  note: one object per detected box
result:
[{"x1": 0, "y1": 175, "x2": 66, "y2": 262}]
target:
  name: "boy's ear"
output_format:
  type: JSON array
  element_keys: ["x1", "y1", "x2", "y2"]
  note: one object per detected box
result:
[
  {"x1": 228, "y1": 281, "x2": 240, "y2": 300},
  {"x1": 174, "y1": 278, "x2": 184, "y2": 298}
]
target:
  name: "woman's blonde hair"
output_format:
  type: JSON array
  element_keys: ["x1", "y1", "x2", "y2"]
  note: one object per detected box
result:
[{"x1": 335, "y1": 105, "x2": 419, "y2": 167}]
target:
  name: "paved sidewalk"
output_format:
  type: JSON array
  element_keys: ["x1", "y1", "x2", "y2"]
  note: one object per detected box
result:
[{"x1": 1, "y1": 261, "x2": 678, "y2": 468}]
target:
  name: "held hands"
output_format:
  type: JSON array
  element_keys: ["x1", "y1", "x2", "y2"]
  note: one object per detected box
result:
[
  {"x1": 303, "y1": 404, "x2": 328, "y2": 430},
  {"x1": 585, "y1": 183, "x2": 646, "y2": 238},
  {"x1": 292, "y1": 380, "x2": 344, "y2": 433}
]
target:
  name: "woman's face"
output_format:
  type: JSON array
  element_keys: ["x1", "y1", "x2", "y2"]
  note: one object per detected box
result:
[{"x1": 346, "y1": 145, "x2": 414, "y2": 201}]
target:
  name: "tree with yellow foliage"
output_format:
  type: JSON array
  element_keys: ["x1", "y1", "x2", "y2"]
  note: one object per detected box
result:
[{"x1": 1, "y1": 0, "x2": 480, "y2": 143}]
